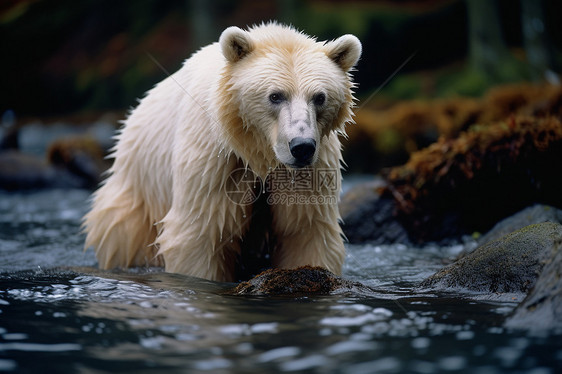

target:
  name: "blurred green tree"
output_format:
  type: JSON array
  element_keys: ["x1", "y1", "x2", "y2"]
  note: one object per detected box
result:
[
  {"x1": 466, "y1": 0, "x2": 511, "y2": 79},
  {"x1": 521, "y1": 0, "x2": 557, "y2": 82}
]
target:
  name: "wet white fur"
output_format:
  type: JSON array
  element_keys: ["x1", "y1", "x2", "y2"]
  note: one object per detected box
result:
[{"x1": 83, "y1": 23, "x2": 361, "y2": 281}]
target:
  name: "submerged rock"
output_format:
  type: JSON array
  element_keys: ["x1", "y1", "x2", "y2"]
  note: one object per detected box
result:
[
  {"x1": 231, "y1": 266, "x2": 365, "y2": 296},
  {"x1": 420, "y1": 222, "x2": 562, "y2": 295}
]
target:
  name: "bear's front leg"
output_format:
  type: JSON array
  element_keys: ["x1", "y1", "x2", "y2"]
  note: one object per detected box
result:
[
  {"x1": 268, "y1": 168, "x2": 346, "y2": 274},
  {"x1": 155, "y1": 158, "x2": 256, "y2": 282},
  {"x1": 157, "y1": 197, "x2": 254, "y2": 282},
  {"x1": 156, "y1": 216, "x2": 243, "y2": 282}
]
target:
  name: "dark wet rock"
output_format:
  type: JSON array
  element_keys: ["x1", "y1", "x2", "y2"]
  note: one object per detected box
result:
[
  {"x1": 231, "y1": 266, "x2": 367, "y2": 296},
  {"x1": 505, "y1": 242, "x2": 562, "y2": 330},
  {"x1": 47, "y1": 135, "x2": 108, "y2": 188},
  {"x1": 339, "y1": 178, "x2": 383, "y2": 219},
  {"x1": 420, "y1": 222, "x2": 562, "y2": 295},
  {"x1": 0, "y1": 151, "x2": 56, "y2": 190},
  {"x1": 0, "y1": 110, "x2": 18, "y2": 151},
  {"x1": 0, "y1": 118, "x2": 115, "y2": 190},
  {"x1": 340, "y1": 179, "x2": 410, "y2": 245},
  {"x1": 18, "y1": 121, "x2": 116, "y2": 157},
  {"x1": 0, "y1": 121, "x2": 111, "y2": 190},
  {"x1": 0, "y1": 149, "x2": 102, "y2": 190}
]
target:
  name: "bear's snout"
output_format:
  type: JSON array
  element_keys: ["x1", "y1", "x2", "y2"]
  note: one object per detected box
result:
[{"x1": 289, "y1": 137, "x2": 316, "y2": 167}]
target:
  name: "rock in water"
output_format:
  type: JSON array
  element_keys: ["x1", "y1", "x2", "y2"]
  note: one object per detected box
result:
[
  {"x1": 505, "y1": 242, "x2": 562, "y2": 330},
  {"x1": 339, "y1": 178, "x2": 410, "y2": 245},
  {"x1": 231, "y1": 266, "x2": 361, "y2": 296},
  {"x1": 420, "y1": 222, "x2": 562, "y2": 295},
  {"x1": 0, "y1": 151, "x2": 54, "y2": 190}
]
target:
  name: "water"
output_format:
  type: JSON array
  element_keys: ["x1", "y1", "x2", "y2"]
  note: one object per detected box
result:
[{"x1": 1, "y1": 190, "x2": 561, "y2": 373}]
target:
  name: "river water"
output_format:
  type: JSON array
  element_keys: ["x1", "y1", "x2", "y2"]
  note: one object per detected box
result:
[{"x1": 1, "y1": 189, "x2": 561, "y2": 373}]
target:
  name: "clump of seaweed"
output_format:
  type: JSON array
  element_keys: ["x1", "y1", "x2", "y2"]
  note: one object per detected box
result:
[{"x1": 231, "y1": 266, "x2": 348, "y2": 296}]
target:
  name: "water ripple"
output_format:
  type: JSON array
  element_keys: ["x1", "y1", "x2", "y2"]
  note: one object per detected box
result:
[{"x1": 1, "y1": 190, "x2": 562, "y2": 373}]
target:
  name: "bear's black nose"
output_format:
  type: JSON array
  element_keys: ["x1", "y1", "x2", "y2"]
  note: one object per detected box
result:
[{"x1": 289, "y1": 137, "x2": 316, "y2": 166}]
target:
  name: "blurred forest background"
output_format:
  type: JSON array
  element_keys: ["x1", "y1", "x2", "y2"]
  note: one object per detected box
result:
[
  {"x1": 1, "y1": 0, "x2": 562, "y2": 243},
  {"x1": 2, "y1": 0, "x2": 561, "y2": 117},
  {"x1": 1, "y1": 0, "x2": 562, "y2": 191}
]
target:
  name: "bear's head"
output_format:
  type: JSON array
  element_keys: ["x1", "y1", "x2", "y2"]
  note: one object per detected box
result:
[{"x1": 218, "y1": 23, "x2": 361, "y2": 174}]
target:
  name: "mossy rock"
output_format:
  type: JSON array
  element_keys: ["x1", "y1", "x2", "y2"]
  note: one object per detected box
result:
[
  {"x1": 230, "y1": 266, "x2": 364, "y2": 296},
  {"x1": 476, "y1": 205, "x2": 562, "y2": 247},
  {"x1": 382, "y1": 116, "x2": 562, "y2": 242},
  {"x1": 420, "y1": 222, "x2": 562, "y2": 295}
]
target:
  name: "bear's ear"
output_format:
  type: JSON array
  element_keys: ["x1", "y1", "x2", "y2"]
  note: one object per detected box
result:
[
  {"x1": 324, "y1": 34, "x2": 362, "y2": 72},
  {"x1": 220, "y1": 26, "x2": 255, "y2": 63}
]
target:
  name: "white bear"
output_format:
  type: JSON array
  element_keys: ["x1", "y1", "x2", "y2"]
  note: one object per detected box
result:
[{"x1": 83, "y1": 23, "x2": 361, "y2": 282}]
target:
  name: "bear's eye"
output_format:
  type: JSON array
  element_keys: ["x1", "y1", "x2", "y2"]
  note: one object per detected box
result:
[
  {"x1": 269, "y1": 92, "x2": 285, "y2": 104},
  {"x1": 313, "y1": 93, "x2": 326, "y2": 106}
]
